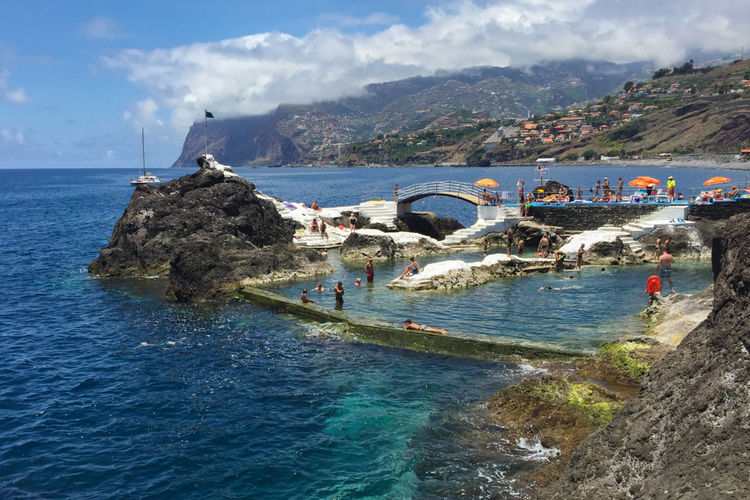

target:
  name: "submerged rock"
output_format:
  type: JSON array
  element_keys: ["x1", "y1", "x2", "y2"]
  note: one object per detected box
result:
[
  {"x1": 89, "y1": 167, "x2": 333, "y2": 300},
  {"x1": 541, "y1": 213, "x2": 750, "y2": 498}
]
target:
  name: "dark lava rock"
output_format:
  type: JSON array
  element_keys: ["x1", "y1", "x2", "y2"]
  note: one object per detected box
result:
[
  {"x1": 364, "y1": 222, "x2": 390, "y2": 232},
  {"x1": 638, "y1": 225, "x2": 712, "y2": 259},
  {"x1": 339, "y1": 232, "x2": 397, "y2": 259},
  {"x1": 515, "y1": 220, "x2": 563, "y2": 248},
  {"x1": 541, "y1": 213, "x2": 750, "y2": 499},
  {"x1": 395, "y1": 212, "x2": 463, "y2": 240},
  {"x1": 331, "y1": 211, "x2": 370, "y2": 230},
  {"x1": 89, "y1": 168, "x2": 333, "y2": 300}
]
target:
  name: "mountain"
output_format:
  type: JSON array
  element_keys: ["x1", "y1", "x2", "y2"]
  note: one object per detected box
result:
[
  {"x1": 521, "y1": 58, "x2": 750, "y2": 160},
  {"x1": 172, "y1": 60, "x2": 652, "y2": 167}
]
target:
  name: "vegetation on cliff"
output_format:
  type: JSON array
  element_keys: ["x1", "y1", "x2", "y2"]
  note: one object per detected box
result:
[{"x1": 338, "y1": 58, "x2": 750, "y2": 165}]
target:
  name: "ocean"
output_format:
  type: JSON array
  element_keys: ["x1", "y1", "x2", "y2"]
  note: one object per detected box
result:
[{"x1": 0, "y1": 165, "x2": 719, "y2": 498}]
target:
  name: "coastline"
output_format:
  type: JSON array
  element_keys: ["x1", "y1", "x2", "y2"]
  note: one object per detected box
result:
[{"x1": 184, "y1": 156, "x2": 750, "y2": 171}]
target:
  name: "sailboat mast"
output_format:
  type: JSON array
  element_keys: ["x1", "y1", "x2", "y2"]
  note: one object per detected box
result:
[{"x1": 141, "y1": 128, "x2": 146, "y2": 175}]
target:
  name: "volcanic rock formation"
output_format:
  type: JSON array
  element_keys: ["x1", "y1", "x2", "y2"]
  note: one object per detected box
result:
[
  {"x1": 89, "y1": 167, "x2": 333, "y2": 301},
  {"x1": 540, "y1": 213, "x2": 750, "y2": 498}
]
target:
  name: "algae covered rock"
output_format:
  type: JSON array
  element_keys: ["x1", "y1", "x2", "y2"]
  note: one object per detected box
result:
[{"x1": 489, "y1": 375, "x2": 624, "y2": 488}]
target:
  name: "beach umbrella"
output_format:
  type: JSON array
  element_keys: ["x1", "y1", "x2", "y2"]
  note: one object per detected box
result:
[
  {"x1": 703, "y1": 176, "x2": 731, "y2": 186},
  {"x1": 637, "y1": 176, "x2": 661, "y2": 185},
  {"x1": 628, "y1": 178, "x2": 650, "y2": 188},
  {"x1": 474, "y1": 178, "x2": 499, "y2": 187}
]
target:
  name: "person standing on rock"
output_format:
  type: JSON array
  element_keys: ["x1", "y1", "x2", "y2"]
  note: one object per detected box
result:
[
  {"x1": 617, "y1": 177, "x2": 624, "y2": 202},
  {"x1": 394, "y1": 184, "x2": 398, "y2": 202},
  {"x1": 349, "y1": 213, "x2": 357, "y2": 232},
  {"x1": 506, "y1": 226, "x2": 514, "y2": 257},
  {"x1": 576, "y1": 187, "x2": 583, "y2": 201},
  {"x1": 334, "y1": 281, "x2": 344, "y2": 308},
  {"x1": 365, "y1": 257, "x2": 374, "y2": 283},
  {"x1": 320, "y1": 220, "x2": 328, "y2": 240},
  {"x1": 594, "y1": 180, "x2": 601, "y2": 199},
  {"x1": 657, "y1": 249, "x2": 675, "y2": 295},
  {"x1": 576, "y1": 244, "x2": 585, "y2": 269}
]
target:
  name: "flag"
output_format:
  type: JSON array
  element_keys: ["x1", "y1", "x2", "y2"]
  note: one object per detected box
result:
[{"x1": 205, "y1": 110, "x2": 214, "y2": 119}]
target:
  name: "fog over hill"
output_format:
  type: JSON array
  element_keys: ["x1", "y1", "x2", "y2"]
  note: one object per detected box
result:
[{"x1": 172, "y1": 59, "x2": 651, "y2": 167}]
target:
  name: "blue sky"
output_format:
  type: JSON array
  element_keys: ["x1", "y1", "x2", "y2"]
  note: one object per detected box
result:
[{"x1": 2, "y1": 0, "x2": 749, "y2": 168}]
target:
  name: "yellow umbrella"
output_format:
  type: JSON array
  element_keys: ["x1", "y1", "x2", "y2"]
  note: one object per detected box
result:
[
  {"x1": 474, "y1": 178, "x2": 499, "y2": 187},
  {"x1": 703, "y1": 176, "x2": 731, "y2": 186}
]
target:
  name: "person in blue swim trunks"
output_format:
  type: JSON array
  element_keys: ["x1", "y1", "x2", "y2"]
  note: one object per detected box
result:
[
  {"x1": 398, "y1": 257, "x2": 420, "y2": 279},
  {"x1": 657, "y1": 249, "x2": 675, "y2": 295}
]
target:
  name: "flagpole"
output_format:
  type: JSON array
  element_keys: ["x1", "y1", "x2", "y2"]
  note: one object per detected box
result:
[{"x1": 204, "y1": 109, "x2": 208, "y2": 156}]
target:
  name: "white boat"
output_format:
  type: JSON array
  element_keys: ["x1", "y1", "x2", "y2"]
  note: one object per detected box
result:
[{"x1": 130, "y1": 128, "x2": 161, "y2": 186}]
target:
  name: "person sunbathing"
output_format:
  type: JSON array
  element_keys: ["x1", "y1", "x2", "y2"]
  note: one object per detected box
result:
[{"x1": 403, "y1": 319, "x2": 446, "y2": 334}]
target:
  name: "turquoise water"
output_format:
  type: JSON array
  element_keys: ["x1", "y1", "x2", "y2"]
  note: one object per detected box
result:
[
  {"x1": 266, "y1": 250, "x2": 713, "y2": 353},
  {"x1": 0, "y1": 167, "x2": 714, "y2": 498}
]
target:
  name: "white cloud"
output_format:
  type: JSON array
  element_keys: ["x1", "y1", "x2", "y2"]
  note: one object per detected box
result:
[
  {"x1": 317, "y1": 12, "x2": 401, "y2": 27},
  {"x1": 0, "y1": 69, "x2": 29, "y2": 103},
  {"x1": 104, "y1": 0, "x2": 750, "y2": 134},
  {"x1": 82, "y1": 16, "x2": 120, "y2": 40},
  {"x1": 1, "y1": 128, "x2": 25, "y2": 145}
]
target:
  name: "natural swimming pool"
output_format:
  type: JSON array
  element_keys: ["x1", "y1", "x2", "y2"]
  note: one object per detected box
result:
[{"x1": 265, "y1": 249, "x2": 714, "y2": 353}]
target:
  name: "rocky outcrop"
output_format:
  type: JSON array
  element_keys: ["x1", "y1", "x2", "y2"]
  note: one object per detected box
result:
[
  {"x1": 489, "y1": 337, "x2": 670, "y2": 490},
  {"x1": 339, "y1": 232, "x2": 398, "y2": 259},
  {"x1": 395, "y1": 212, "x2": 463, "y2": 240},
  {"x1": 515, "y1": 220, "x2": 564, "y2": 249},
  {"x1": 387, "y1": 254, "x2": 554, "y2": 290},
  {"x1": 637, "y1": 286, "x2": 714, "y2": 346},
  {"x1": 541, "y1": 213, "x2": 750, "y2": 498},
  {"x1": 637, "y1": 225, "x2": 712, "y2": 259},
  {"x1": 339, "y1": 229, "x2": 445, "y2": 260},
  {"x1": 89, "y1": 167, "x2": 333, "y2": 300}
]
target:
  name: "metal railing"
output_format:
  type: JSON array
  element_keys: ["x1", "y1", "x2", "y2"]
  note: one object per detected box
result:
[{"x1": 396, "y1": 181, "x2": 489, "y2": 204}]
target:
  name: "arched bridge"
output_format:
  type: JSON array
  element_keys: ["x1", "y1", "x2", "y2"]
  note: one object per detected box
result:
[{"x1": 396, "y1": 181, "x2": 488, "y2": 207}]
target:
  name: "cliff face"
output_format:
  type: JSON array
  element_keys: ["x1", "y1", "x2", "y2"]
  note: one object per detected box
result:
[
  {"x1": 89, "y1": 168, "x2": 332, "y2": 301},
  {"x1": 542, "y1": 213, "x2": 750, "y2": 499},
  {"x1": 171, "y1": 60, "x2": 650, "y2": 167}
]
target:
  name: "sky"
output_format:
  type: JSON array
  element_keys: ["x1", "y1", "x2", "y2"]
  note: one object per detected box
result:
[{"x1": 2, "y1": 0, "x2": 749, "y2": 168}]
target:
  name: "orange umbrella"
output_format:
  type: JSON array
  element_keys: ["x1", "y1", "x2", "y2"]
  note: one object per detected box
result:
[
  {"x1": 628, "y1": 178, "x2": 650, "y2": 188},
  {"x1": 474, "y1": 178, "x2": 499, "y2": 187},
  {"x1": 703, "y1": 176, "x2": 730, "y2": 186},
  {"x1": 637, "y1": 176, "x2": 661, "y2": 185}
]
